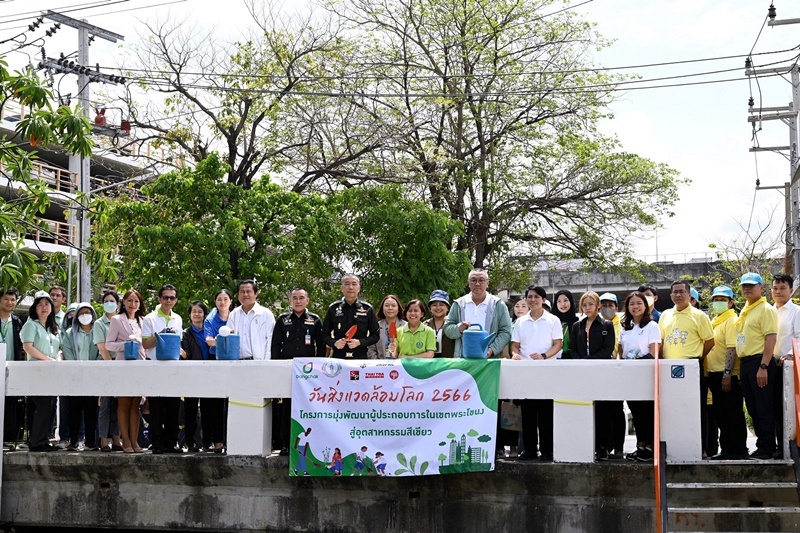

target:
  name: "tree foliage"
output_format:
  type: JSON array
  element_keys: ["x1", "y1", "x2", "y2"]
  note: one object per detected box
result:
[
  {"x1": 0, "y1": 58, "x2": 93, "y2": 290},
  {"x1": 90, "y1": 153, "x2": 469, "y2": 311}
]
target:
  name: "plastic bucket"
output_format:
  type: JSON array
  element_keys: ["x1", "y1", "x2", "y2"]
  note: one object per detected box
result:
[
  {"x1": 216, "y1": 334, "x2": 240, "y2": 360},
  {"x1": 155, "y1": 333, "x2": 181, "y2": 360}
]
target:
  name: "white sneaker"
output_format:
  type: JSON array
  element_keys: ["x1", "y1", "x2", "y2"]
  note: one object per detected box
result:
[{"x1": 57, "y1": 440, "x2": 69, "y2": 449}]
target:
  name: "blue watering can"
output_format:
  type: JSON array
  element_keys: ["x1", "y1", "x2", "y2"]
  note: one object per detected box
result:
[
  {"x1": 462, "y1": 324, "x2": 496, "y2": 359},
  {"x1": 124, "y1": 335, "x2": 139, "y2": 360},
  {"x1": 155, "y1": 332, "x2": 181, "y2": 360},
  {"x1": 216, "y1": 333, "x2": 240, "y2": 360}
]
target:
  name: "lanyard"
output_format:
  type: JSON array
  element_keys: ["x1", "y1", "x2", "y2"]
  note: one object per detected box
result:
[{"x1": 0, "y1": 319, "x2": 10, "y2": 343}]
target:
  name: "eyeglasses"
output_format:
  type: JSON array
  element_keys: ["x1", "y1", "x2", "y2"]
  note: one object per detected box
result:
[
  {"x1": 161, "y1": 295, "x2": 177, "y2": 301},
  {"x1": 670, "y1": 290, "x2": 688, "y2": 295},
  {"x1": 469, "y1": 278, "x2": 489, "y2": 284}
]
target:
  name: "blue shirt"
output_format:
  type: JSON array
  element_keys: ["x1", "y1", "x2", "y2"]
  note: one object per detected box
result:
[
  {"x1": 204, "y1": 308, "x2": 227, "y2": 355},
  {"x1": 191, "y1": 325, "x2": 209, "y2": 360}
]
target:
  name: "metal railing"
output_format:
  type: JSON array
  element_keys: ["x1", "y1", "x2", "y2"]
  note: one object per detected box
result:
[
  {"x1": 0, "y1": 159, "x2": 77, "y2": 193},
  {"x1": 25, "y1": 219, "x2": 75, "y2": 246},
  {"x1": 654, "y1": 345, "x2": 666, "y2": 533}
]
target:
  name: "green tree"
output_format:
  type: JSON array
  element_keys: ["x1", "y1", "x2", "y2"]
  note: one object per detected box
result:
[{"x1": 0, "y1": 59, "x2": 93, "y2": 289}]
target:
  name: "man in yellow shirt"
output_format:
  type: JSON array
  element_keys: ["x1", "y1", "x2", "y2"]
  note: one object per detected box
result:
[
  {"x1": 736, "y1": 272, "x2": 779, "y2": 460},
  {"x1": 659, "y1": 280, "x2": 714, "y2": 456}
]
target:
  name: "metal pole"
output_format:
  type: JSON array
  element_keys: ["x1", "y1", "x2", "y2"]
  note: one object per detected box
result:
[
  {"x1": 791, "y1": 65, "x2": 800, "y2": 282},
  {"x1": 77, "y1": 24, "x2": 91, "y2": 302}
]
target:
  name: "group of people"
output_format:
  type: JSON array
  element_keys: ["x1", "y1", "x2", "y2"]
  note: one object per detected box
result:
[{"x1": 0, "y1": 267, "x2": 793, "y2": 462}]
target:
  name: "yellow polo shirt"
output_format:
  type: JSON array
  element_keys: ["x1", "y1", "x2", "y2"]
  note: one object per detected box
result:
[
  {"x1": 659, "y1": 305, "x2": 714, "y2": 359},
  {"x1": 736, "y1": 299, "x2": 778, "y2": 357},
  {"x1": 706, "y1": 309, "x2": 739, "y2": 374}
]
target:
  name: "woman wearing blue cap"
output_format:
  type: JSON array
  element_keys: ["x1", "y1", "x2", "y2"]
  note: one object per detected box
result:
[
  {"x1": 424, "y1": 290, "x2": 454, "y2": 357},
  {"x1": 706, "y1": 286, "x2": 748, "y2": 459}
]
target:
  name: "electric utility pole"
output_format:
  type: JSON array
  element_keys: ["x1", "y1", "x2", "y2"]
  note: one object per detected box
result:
[
  {"x1": 41, "y1": 11, "x2": 124, "y2": 303},
  {"x1": 745, "y1": 4, "x2": 800, "y2": 281}
]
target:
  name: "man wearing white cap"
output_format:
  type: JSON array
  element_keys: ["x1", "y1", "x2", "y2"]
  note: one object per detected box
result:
[{"x1": 737, "y1": 272, "x2": 779, "y2": 460}]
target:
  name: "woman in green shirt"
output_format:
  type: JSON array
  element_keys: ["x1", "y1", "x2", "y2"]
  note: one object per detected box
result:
[
  {"x1": 61, "y1": 303, "x2": 100, "y2": 451},
  {"x1": 389, "y1": 300, "x2": 436, "y2": 358},
  {"x1": 20, "y1": 291, "x2": 60, "y2": 452}
]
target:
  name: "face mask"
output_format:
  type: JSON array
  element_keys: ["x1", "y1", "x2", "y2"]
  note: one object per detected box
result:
[
  {"x1": 600, "y1": 307, "x2": 616, "y2": 320},
  {"x1": 77, "y1": 314, "x2": 93, "y2": 325},
  {"x1": 711, "y1": 301, "x2": 729, "y2": 316},
  {"x1": 645, "y1": 296, "x2": 654, "y2": 308},
  {"x1": 103, "y1": 301, "x2": 117, "y2": 314}
]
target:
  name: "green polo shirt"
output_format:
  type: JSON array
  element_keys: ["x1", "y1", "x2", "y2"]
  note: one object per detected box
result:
[
  {"x1": 396, "y1": 323, "x2": 437, "y2": 357},
  {"x1": 0, "y1": 317, "x2": 14, "y2": 361},
  {"x1": 20, "y1": 319, "x2": 59, "y2": 361}
]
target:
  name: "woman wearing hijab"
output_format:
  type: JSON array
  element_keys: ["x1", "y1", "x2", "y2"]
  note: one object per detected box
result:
[{"x1": 552, "y1": 290, "x2": 579, "y2": 359}]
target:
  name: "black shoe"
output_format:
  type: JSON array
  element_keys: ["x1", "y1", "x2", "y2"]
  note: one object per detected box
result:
[
  {"x1": 538, "y1": 454, "x2": 553, "y2": 462},
  {"x1": 111, "y1": 444, "x2": 124, "y2": 452},
  {"x1": 517, "y1": 451, "x2": 537, "y2": 461},
  {"x1": 66, "y1": 441, "x2": 79, "y2": 451},
  {"x1": 163, "y1": 446, "x2": 183, "y2": 454},
  {"x1": 634, "y1": 447, "x2": 653, "y2": 462},
  {"x1": 750, "y1": 449, "x2": 773, "y2": 460},
  {"x1": 30, "y1": 444, "x2": 59, "y2": 452},
  {"x1": 100, "y1": 445, "x2": 112, "y2": 453},
  {"x1": 152, "y1": 447, "x2": 164, "y2": 455},
  {"x1": 279, "y1": 447, "x2": 289, "y2": 456},
  {"x1": 773, "y1": 450, "x2": 784, "y2": 460},
  {"x1": 188, "y1": 446, "x2": 201, "y2": 453},
  {"x1": 625, "y1": 449, "x2": 640, "y2": 461},
  {"x1": 595, "y1": 449, "x2": 608, "y2": 462}
]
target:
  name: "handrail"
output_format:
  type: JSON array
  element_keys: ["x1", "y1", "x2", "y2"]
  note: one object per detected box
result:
[
  {"x1": 653, "y1": 344, "x2": 667, "y2": 533},
  {"x1": 792, "y1": 339, "x2": 800, "y2": 447}
]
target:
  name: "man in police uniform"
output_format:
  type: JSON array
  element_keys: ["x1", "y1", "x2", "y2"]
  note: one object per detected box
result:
[
  {"x1": 271, "y1": 287, "x2": 325, "y2": 454},
  {"x1": 322, "y1": 274, "x2": 379, "y2": 359}
]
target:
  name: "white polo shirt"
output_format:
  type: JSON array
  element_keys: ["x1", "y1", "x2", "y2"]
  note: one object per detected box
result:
[
  {"x1": 511, "y1": 311, "x2": 563, "y2": 359},
  {"x1": 464, "y1": 297, "x2": 489, "y2": 328},
  {"x1": 775, "y1": 300, "x2": 800, "y2": 357}
]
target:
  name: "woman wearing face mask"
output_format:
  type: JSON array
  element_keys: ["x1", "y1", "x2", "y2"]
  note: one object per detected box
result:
[
  {"x1": 367, "y1": 295, "x2": 406, "y2": 359},
  {"x1": 20, "y1": 291, "x2": 60, "y2": 452},
  {"x1": 570, "y1": 291, "x2": 616, "y2": 461},
  {"x1": 94, "y1": 292, "x2": 123, "y2": 452},
  {"x1": 105, "y1": 289, "x2": 147, "y2": 453},
  {"x1": 618, "y1": 292, "x2": 661, "y2": 462},
  {"x1": 706, "y1": 286, "x2": 749, "y2": 459},
  {"x1": 61, "y1": 303, "x2": 100, "y2": 451},
  {"x1": 551, "y1": 290, "x2": 579, "y2": 359}
]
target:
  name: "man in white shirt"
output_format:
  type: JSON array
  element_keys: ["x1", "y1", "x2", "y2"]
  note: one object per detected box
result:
[
  {"x1": 511, "y1": 285, "x2": 563, "y2": 461},
  {"x1": 228, "y1": 279, "x2": 275, "y2": 360},
  {"x1": 771, "y1": 273, "x2": 800, "y2": 458},
  {"x1": 141, "y1": 284, "x2": 184, "y2": 453}
]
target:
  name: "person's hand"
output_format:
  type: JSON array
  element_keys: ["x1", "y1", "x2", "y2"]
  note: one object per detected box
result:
[
  {"x1": 512, "y1": 353, "x2": 522, "y2": 360},
  {"x1": 487, "y1": 348, "x2": 494, "y2": 357},
  {"x1": 458, "y1": 322, "x2": 470, "y2": 333},
  {"x1": 346, "y1": 338, "x2": 361, "y2": 349},
  {"x1": 180, "y1": 348, "x2": 187, "y2": 359},
  {"x1": 334, "y1": 338, "x2": 347, "y2": 350},
  {"x1": 530, "y1": 352, "x2": 544, "y2": 360},
  {"x1": 721, "y1": 376, "x2": 731, "y2": 393},
  {"x1": 387, "y1": 341, "x2": 397, "y2": 359},
  {"x1": 757, "y1": 367, "x2": 768, "y2": 388}
]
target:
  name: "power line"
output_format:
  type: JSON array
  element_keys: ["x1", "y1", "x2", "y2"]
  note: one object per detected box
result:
[
  {"x1": 0, "y1": 0, "x2": 115, "y2": 21},
  {"x1": 96, "y1": 45, "x2": 800, "y2": 83},
  {"x1": 0, "y1": 0, "x2": 131, "y2": 26}
]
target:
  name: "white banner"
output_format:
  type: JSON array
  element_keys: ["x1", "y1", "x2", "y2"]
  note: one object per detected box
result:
[{"x1": 290, "y1": 358, "x2": 500, "y2": 477}]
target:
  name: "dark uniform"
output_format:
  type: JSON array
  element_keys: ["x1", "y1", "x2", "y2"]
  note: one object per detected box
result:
[
  {"x1": 270, "y1": 310, "x2": 325, "y2": 452},
  {"x1": 1, "y1": 314, "x2": 24, "y2": 444},
  {"x1": 322, "y1": 298, "x2": 380, "y2": 359}
]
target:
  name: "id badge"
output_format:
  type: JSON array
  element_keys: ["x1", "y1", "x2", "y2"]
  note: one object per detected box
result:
[{"x1": 305, "y1": 334, "x2": 311, "y2": 345}]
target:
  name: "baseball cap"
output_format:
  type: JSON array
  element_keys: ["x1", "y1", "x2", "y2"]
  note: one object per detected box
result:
[
  {"x1": 740, "y1": 272, "x2": 764, "y2": 285},
  {"x1": 599, "y1": 292, "x2": 617, "y2": 303},
  {"x1": 428, "y1": 289, "x2": 451, "y2": 307},
  {"x1": 711, "y1": 286, "x2": 735, "y2": 300}
]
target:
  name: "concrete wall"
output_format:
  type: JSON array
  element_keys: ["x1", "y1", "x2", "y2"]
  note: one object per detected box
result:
[{"x1": 0, "y1": 454, "x2": 656, "y2": 533}]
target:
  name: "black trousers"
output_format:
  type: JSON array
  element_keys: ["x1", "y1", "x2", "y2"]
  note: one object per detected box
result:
[
  {"x1": 773, "y1": 362, "x2": 784, "y2": 452},
  {"x1": 187, "y1": 397, "x2": 225, "y2": 446},
  {"x1": 606, "y1": 400, "x2": 625, "y2": 453},
  {"x1": 740, "y1": 355, "x2": 777, "y2": 454},
  {"x1": 149, "y1": 397, "x2": 181, "y2": 451},
  {"x1": 29, "y1": 396, "x2": 54, "y2": 448},
  {"x1": 3, "y1": 396, "x2": 24, "y2": 443},
  {"x1": 272, "y1": 398, "x2": 292, "y2": 450},
  {"x1": 521, "y1": 399, "x2": 552, "y2": 457},
  {"x1": 68, "y1": 396, "x2": 98, "y2": 448},
  {"x1": 707, "y1": 371, "x2": 748, "y2": 456},
  {"x1": 594, "y1": 401, "x2": 612, "y2": 453},
  {"x1": 629, "y1": 400, "x2": 654, "y2": 445}
]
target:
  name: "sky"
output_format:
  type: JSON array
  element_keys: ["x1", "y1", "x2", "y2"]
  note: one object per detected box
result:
[{"x1": 1, "y1": 0, "x2": 797, "y2": 263}]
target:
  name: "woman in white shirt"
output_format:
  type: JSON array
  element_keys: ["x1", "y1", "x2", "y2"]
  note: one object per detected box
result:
[{"x1": 618, "y1": 291, "x2": 661, "y2": 462}]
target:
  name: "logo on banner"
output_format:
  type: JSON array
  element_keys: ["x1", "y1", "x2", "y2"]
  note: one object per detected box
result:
[
  {"x1": 302, "y1": 362, "x2": 314, "y2": 374},
  {"x1": 671, "y1": 365, "x2": 685, "y2": 379},
  {"x1": 350, "y1": 370, "x2": 360, "y2": 380},
  {"x1": 390, "y1": 370, "x2": 399, "y2": 380},
  {"x1": 321, "y1": 361, "x2": 342, "y2": 378}
]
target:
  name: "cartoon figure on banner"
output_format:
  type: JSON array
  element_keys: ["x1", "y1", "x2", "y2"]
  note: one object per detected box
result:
[
  {"x1": 294, "y1": 427, "x2": 313, "y2": 476},
  {"x1": 329, "y1": 447, "x2": 344, "y2": 476},
  {"x1": 374, "y1": 451, "x2": 388, "y2": 476},
  {"x1": 352, "y1": 445, "x2": 368, "y2": 476}
]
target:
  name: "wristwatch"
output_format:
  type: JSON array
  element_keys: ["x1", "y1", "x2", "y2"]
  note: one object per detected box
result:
[
  {"x1": 759, "y1": 363, "x2": 769, "y2": 370},
  {"x1": 723, "y1": 369, "x2": 732, "y2": 376}
]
